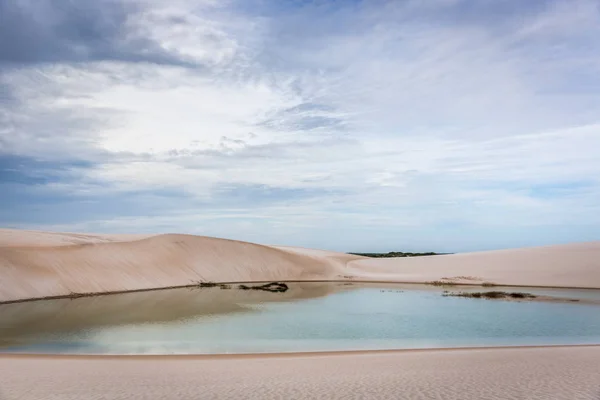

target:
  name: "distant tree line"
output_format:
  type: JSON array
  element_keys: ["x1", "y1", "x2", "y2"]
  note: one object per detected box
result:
[{"x1": 348, "y1": 251, "x2": 440, "y2": 258}]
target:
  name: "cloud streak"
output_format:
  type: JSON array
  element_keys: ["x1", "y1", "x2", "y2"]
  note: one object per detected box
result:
[{"x1": 1, "y1": 0, "x2": 599, "y2": 251}]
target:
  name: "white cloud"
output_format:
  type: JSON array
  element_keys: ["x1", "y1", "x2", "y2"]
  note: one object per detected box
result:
[{"x1": 2, "y1": 0, "x2": 600, "y2": 250}]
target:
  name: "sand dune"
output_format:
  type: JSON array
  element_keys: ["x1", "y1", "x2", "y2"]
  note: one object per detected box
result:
[
  {"x1": 348, "y1": 241, "x2": 600, "y2": 288},
  {"x1": 1, "y1": 346, "x2": 599, "y2": 399},
  {"x1": 0, "y1": 231, "x2": 353, "y2": 303},
  {"x1": 0, "y1": 228, "x2": 599, "y2": 303}
]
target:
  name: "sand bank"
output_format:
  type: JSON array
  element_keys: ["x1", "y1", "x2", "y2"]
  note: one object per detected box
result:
[
  {"x1": 1, "y1": 346, "x2": 599, "y2": 399},
  {"x1": 1, "y1": 228, "x2": 599, "y2": 303}
]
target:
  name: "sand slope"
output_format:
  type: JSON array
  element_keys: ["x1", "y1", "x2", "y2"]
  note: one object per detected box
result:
[
  {"x1": 348, "y1": 241, "x2": 600, "y2": 288},
  {"x1": 0, "y1": 231, "x2": 355, "y2": 303},
  {"x1": 1, "y1": 228, "x2": 599, "y2": 303},
  {"x1": 1, "y1": 346, "x2": 599, "y2": 399}
]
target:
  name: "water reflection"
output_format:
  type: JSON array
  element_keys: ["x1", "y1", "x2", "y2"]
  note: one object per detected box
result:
[
  {"x1": 1, "y1": 283, "x2": 600, "y2": 354},
  {"x1": 0, "y1": 282, "x2": 350, "y2": 348}
]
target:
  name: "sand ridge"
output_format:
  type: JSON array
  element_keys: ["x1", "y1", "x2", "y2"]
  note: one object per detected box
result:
[
  {"x1": 0, "y1": 232, "x2": 352, "y2": 302},
  {"x1": 348, "y1": 241, "x2": 600, "y2": 288},
  {"x1": 0, "y1": 228, "x2": 152, "y2": 248},
  {"x1": 0, "y1": 228, "x2": 599, "y2": 303}
]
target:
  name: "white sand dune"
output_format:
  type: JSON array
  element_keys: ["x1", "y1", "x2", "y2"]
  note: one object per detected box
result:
[
  {"x1": 0, "y1": 231, "x2": 351, "y2": 303},
  {"x1": 348, "y1": 241, "x2": 600, "y2": 288},
  {"x1": 0, "y1": 228, "x2": 599, "y2": 303},
  {"x1": 1, "y1": 346, "x2": 599, "y2": 399}
]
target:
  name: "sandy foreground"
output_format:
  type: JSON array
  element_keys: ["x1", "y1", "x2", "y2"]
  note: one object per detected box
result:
[
  {"x1": 0, "y1": 346, "x2": 598, "y2": 399},
  {"x1": 1, "y1": 228, "x2": 600, "y2": 302}
]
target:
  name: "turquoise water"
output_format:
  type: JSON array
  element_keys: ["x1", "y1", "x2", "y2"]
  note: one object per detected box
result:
[{"x1": 1, "y1": 284, "x2": 600, "y2": 354}]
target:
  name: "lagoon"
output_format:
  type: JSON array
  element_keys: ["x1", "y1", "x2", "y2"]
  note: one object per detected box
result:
[{"x1": 1, "y1": 283, "x2": 599, "y2": 354}]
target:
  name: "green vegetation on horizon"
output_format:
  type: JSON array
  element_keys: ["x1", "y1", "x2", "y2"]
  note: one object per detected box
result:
[{"x1": 349, "y1": 251, "x2": 440, "y2": 258}]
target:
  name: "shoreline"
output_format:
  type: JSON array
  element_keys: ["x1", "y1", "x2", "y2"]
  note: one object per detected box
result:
[
  {"x1": 3, "y1": 343, "x2": 599, "y2": 360},
  {"x1": 2, "y1": 279, "x2": 600, "y2": 305}
]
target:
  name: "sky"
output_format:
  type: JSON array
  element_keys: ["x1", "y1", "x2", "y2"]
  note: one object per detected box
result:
[{"x1": 1, "y1": 0, "x2": 600, "y2": 253}]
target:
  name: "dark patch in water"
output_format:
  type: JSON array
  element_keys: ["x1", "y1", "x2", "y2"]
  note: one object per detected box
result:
[{"x1": 238, "y1": 282, "x2": 289, "y2": 293}]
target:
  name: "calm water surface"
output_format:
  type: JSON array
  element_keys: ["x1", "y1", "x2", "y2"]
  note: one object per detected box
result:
[{"x1": 1, "y1": 283, "x2": 599, "y2": 354}]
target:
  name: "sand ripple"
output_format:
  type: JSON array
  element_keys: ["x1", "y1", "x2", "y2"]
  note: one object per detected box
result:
[{"x1": 1, "y1": 346, "x2": 599, "y2": 399}]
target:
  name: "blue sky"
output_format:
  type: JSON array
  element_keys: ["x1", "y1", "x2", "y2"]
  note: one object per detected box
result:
[{"x1": 1, "y1": 0, "x2": 600, "y2": 253}]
